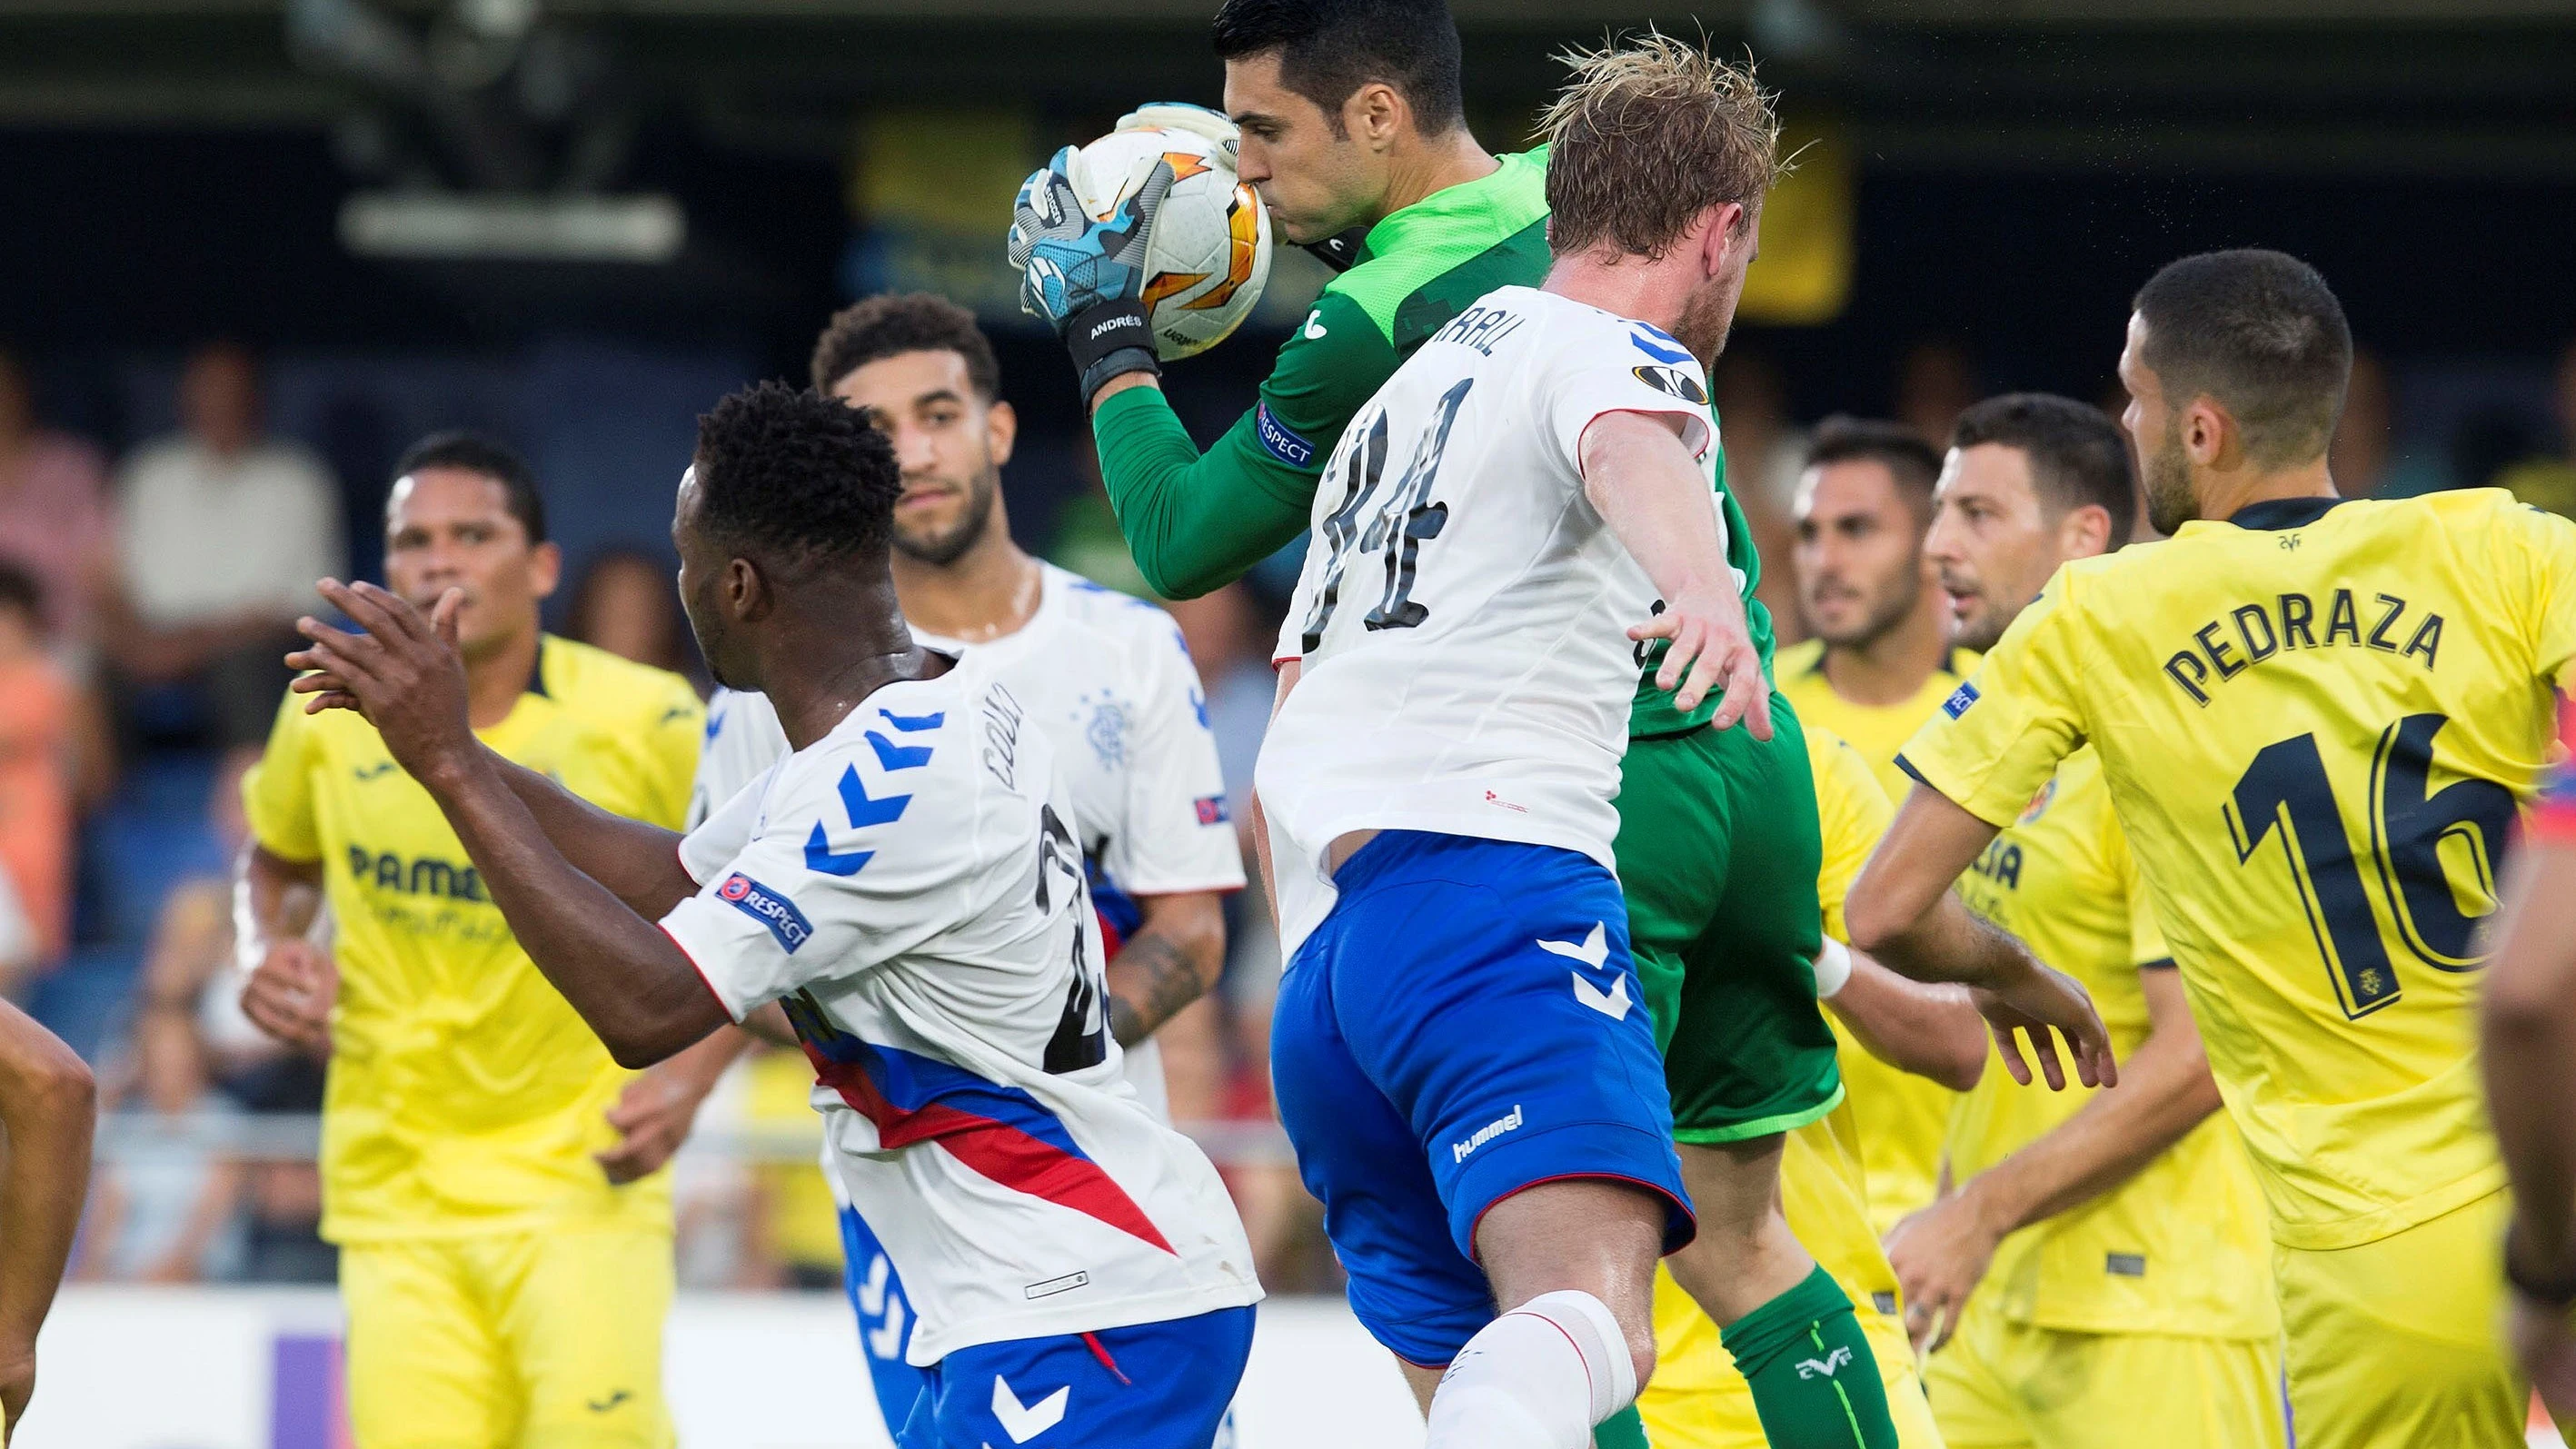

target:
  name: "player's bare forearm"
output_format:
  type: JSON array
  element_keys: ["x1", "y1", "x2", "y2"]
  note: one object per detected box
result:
[
  {"x1": 0, "y1": 1000, "x2": 94, "y2": 1355},
  {"x1": 235, "y1": 843, "x2": 322, "y2": 957},
  {"x1": 1849, "y1": 784, "x2": 2011, "y2": 980},
  {"x1": 483, "y1": 753, "x2": 695, "y2": 918},
  {"x1": 1107, "y1": 892, "x2": 1226, "y2": 1047},
  {"x1": 1852, "y1": 783, "x2": 2117, "y2": 1089},
  {"x1": 2484, "y1": 841, "x2": 2576, "y2": 1271},
  {"x1": 418, "y1": 748, "x2": 730, "y2": 1068},
  {"x1": 1954, "y1": 968, "x2": 2218, "y2": 1236},
  {"x1": 1580, "y1": 412, "x2": 1731, "y2": 604},
  {"x1": 1864, "y1": 890, "x2": 2032, "y2": 988},
  {"x1": 1579, "y1": 410, "x2": 1766, "y2": 731},
  {"x1": 1827, "y1": 952, "x2": 1988, "y2": 1092}
]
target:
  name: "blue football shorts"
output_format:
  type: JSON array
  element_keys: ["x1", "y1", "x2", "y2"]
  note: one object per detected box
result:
[
  {"x1": 1269, "y1": 829, "x2": 1693, "y2": 1367},
  {"x1": 893, "y1": 1305, "x2": 1254, "y2": 1448}
]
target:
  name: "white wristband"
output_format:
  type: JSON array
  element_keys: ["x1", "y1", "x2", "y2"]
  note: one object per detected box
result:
[{"x1": 1813, "y1": 938, "x2": 1854, "y2": 999}]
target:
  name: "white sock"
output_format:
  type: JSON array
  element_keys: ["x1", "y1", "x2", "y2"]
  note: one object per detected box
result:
[{"x1": 1425, "y1": 1290, "x2": 1636, "y2": 1449}]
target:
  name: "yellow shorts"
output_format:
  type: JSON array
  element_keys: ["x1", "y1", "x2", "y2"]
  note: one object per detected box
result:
[
  {"x1": 341, "y1": 1227, "x2": 676, "y2": 1449},
  {"x1": 2273, "y1": 1188, "x2": 2524, "y2": 1449},
  {"x1": 1921, "y1": 1300, "x2": 2283, "y2": 1449},
  {"x1": 1636, "y1": 1265, "x2": 1947, "y2": 1449}
]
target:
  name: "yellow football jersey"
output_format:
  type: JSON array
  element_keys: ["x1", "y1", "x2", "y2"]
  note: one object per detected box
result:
[
  {"x1": 1777, "y1": 640, "x2": 1982, "y2": 805},
  {"x1": 1782, "y1": 684, "x2": 1964, "y2": 1233},
  {"x1": 244, "y1": 635, "x2": 704, "y2": 1242},
  {"x1": 1640, "y1": 724, "x2": 1936, "y2": 1449},
  {"x1": 1944, "y1": 746, "x2": 2276, "y2": 1339},
  {"x1": 1902, "y1": 491, "x2": 2576, "y2": 1251}
]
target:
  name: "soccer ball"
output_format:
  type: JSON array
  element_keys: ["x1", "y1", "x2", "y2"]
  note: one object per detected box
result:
[{"x1": 1063, "y1": 124, "x2": 1273, "y2": 361}]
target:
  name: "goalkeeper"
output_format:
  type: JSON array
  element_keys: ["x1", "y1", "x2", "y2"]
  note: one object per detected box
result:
[{"x1": 1015, "y1": 0, "x2": 1546, "y2": 600}]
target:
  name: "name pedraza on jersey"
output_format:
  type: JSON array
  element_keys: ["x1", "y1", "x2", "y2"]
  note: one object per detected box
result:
[
  {"x1": 1258, "y1": 284, "x2": 1734, "y2": 954},
  {"x1": 661, "y1": 659, "x2": 1258, "y2": 1363},
  {"x1": 688, "y1": 562, "x2": 1245, "y2": 1119}
]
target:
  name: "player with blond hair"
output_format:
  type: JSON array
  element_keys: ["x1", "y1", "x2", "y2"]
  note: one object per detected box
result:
[{"x1": 1254, "y1": 36, "x2": 2110, "y2": 1449}]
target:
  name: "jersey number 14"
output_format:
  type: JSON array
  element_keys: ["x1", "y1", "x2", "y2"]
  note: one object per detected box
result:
[
  {"x1": 2223, "y1": 712, "x2": 2514, "y2": 1019},
  {"x1": 1298, "y1": 378, "x2": 1472, "y2": 653}
]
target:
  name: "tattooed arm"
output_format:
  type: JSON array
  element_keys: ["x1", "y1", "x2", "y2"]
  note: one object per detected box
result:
[{"x1": 1106, "y1": 891, "x2": 1227, "y2": 1047}]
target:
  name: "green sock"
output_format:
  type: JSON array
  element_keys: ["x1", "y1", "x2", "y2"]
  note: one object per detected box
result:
[
  {"x1": 1593, "y1": 1404, "x2": 1652, "y2": 1448},
  {"x1": 1717, "y1": 1265, "x2": 1899, "y2": 1449}
]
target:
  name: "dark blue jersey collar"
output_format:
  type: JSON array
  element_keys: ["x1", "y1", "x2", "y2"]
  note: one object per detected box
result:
[{"x1": 2227, "y1": 496, "x2": 2348, "y2": 531}]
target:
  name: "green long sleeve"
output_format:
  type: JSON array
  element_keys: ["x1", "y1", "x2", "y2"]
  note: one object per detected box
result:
[
  {"x1": 1092, "y1": 385, "x2": 1316, "y2": 600},
  {"x1": 1092, "y1": 287, "x2": 1401, "y2": 600}
]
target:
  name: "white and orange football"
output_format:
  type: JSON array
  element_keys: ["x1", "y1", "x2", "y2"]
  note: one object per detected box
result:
[{"x1": 1062, "y1": 121, "x2": 1273, "y2": 361}]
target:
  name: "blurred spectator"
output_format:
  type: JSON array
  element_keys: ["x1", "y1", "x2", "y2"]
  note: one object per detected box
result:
[
  {"x1": 2332, "y1": 346, "x2": 2452, "y2": 501},
  {"x1": 1711, "y1": 352, "x2": 1809, "y2": 647},
  {"x1": 0, "y1": 565, "x2": 75, "y2": 988},
  {"x1": 107, "y1": 342, "x2": 344, "y2": 748},
  {"x1": 733, "y1": 1045, "x2": 845, "y2": 1292},
  {"x1": 130, "y1": 748, "x2": 333, "y2": 1282},
  {"x1": 0, "y1": 352, "x2": 115, "y2": 653},
  {"x1": 2494, "y1": 340, "x2": 2576, "y2": 519},
  {"x1": 72, "y1": 1002, "x2": 247, "y2": 1283},
  {"x1": 566, "y1": 546, "x2": 696, "y2": 680},
  {"x1": 1895, "y1": 339, "x2": 1981, "y2": 448},
  {"x1": 2332, "y1": 346, "x2": 2393, "y2": 497}
]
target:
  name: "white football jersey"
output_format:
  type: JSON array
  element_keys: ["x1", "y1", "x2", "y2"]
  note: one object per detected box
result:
[
  {"x1": 663, "y1": 660, "x2": 1259, "y2": 1364},
  {"x1": 1258, "y1": 284, "x2": 1726, "y2": 955},
  {"x1": 689, "y1": 563, "x2": 1246, "y2": 1117}
]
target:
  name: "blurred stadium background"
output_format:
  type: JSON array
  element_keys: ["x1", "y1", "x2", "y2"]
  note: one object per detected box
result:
[{"x1": 2, "y1": 1, "x2": 2573, "y2": 1444}]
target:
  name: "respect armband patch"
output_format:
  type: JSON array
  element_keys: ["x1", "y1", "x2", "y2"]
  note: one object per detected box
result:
[
  {"x1": 1943, "y1": 681, "x2": 1981, "y2": 720},
  {"x1": 719, "y1": 872, "x2": 813, "y2": 954},
  {"x1": 1255, "y1": 402, "x2": 1317, "y2": 469}
]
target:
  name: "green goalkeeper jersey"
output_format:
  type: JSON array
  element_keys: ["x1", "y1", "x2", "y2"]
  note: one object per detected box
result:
[{"x1": 1092, "y1": 145, "x2": 1772, "y2": 735}]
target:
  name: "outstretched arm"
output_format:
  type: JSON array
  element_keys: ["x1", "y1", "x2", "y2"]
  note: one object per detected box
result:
[
  {"x1": 1089, "y1": 384, "x2": 1319, "y2": 600},
  {"x1": 291, "y1": 581, "x2": 730, "y2": 1069},
  {"x1": 479, "y1": 759, "x2": 698, "y2": 920},
  {"x1": 1578, "y1": 409, "x2": 1769, "y2": 738},
  {"x1": 1847, "y1": 782, "x2": 2118, "y2": 1091}
]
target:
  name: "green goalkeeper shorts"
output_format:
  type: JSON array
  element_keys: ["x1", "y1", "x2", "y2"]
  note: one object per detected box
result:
[{"x1": 1619, "y1": 695, "x2": 1844, "y2": 1145}]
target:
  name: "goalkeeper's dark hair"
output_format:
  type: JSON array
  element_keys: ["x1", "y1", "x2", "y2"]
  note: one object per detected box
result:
[
  {"x1": 691, "y1": 382, "x2": 901, "y2": 578},
  {"x1": 393, "y1": 430, "x2": 546, "y2": 545},
  {"x1": 2133, "y1": 249, "x2": 2351, "y2": 470},
  {"x1": 1212, "y1": 0, "x2": 1463, "y2": 136},
  {"x1": 1952, "y1": 393, "x2": 2139, "y2": 551},
  {"x1": 810, "y1": 293, "x2": 1003, "y2": 402}
]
